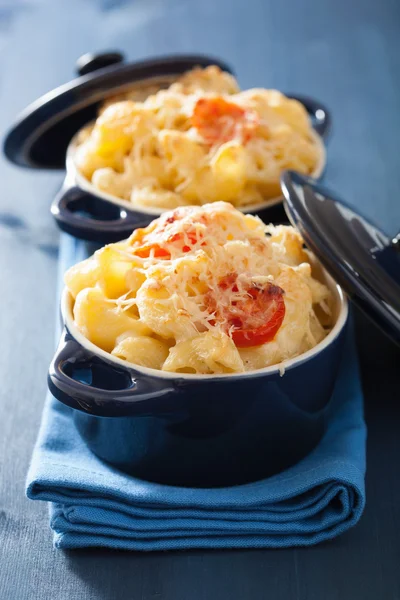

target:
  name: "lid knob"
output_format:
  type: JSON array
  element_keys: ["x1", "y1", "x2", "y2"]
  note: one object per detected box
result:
[
  {"x1": 392, "y1": 233, "x2": 400, "y2": 252},
  {"x1": 76, "y1": 51, "x2": 125, "y2": 76}
]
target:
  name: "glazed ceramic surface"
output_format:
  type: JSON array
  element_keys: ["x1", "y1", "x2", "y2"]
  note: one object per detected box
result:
[{"x1": 48, "y1": 274, "x2": 348, "y2": 487}]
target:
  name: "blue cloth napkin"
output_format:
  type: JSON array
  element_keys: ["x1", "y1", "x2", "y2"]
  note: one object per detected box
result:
[{"x1": 26, "y1": 234, "x2": 366, "y2": 551}]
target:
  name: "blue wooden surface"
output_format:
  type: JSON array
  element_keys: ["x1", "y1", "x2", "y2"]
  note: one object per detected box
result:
[{"x1": 0, "y1": 1, "x2": 400, "y2": 598}]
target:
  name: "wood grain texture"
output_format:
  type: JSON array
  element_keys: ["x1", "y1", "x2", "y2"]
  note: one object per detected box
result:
[{"x1": 0, "y1": 0, "x2": 400, "y2": 598}]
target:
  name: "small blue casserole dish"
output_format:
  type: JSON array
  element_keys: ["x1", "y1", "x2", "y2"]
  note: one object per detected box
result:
[
  {"x1": 47, "y1": 171, "x2": 400, "y2": 488},
  {"x1": 4, "y1": 51, "x2": 331, "y2": 243},
  {"x1": 48, "y1": 228, "x2": 348, "y2": 488},
  {"x1": 49, "y1": 280, "x2": 348, "y2": 488}
]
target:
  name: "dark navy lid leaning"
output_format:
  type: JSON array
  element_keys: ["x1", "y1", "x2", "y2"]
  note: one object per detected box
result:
[{"x1": 281, "y1": 170, "x2": 400, "y2": 346}]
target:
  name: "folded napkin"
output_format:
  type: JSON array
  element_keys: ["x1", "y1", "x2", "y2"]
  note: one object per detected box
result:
[{"x1": 26, "y1": 234, "x2": 366, "y2": 550}]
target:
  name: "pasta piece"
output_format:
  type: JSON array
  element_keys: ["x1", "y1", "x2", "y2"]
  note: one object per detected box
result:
[
  {"x1": 175, "y1": 65, "x2": 240, "y2": 95},
  {"x1": 125, "y1": 269, "x2": 146, "y2": 296},
  {"x1": 149, "y1": 92, "x2": 194, "y2": 130},
  {"x1": 64, "y1": 257, "x2": 101, "y2": 299},
  {"x1": 92, "y1": 101, "x2": 139, "y2": 155},
  {"x1": 266, "y1": 225, "x2": 309, "y2": 266},
  {"x1": 112, "y1": 335, "x2": 169, "y2": 370},
  {"x1": 131, "y1": 187, "x2": 193, "y2": 209},
  {"x1": 180, "y1": 164, "x2": 247, "y2": 205},
  {"x1": 272, "y1": 265, "x2": 313, "y2": 357},
  {"x1": 239, "y1": 340, "x2": 283, "y2": 371},
  {"x1": 157, "y1": 130, "x2": 206, "y2": 180},
  {"x1": 209, "y1": 141, "x2": 247, "y2": 201},
  {"x1": 92, "y1": 154, "x2": 169, "y2": 200},
  {"x1": 308, "y1": 310, "x2": 327, "y2": 346},
  {"x1": 136, "y1": 276, "x2": 202, "y2": 341},
  {"x1": 236, "y1": 89, "x2": 310, "y2": 136},
  {"x1": 75, "y1": 141, "x2": 126, "y2": 180},
  {"x1": 233, "y1": 185, "x2": 265, "y2": 207},
  {"x1": 268, "y1": 93, "x2": 311, "y2": 136},
  {"x1": 305, "y1": 272, "x2": 332, "y2": 307},
  {"x1": 163, "y1": 331, "x2": 244, "y2": 374},
  {"x1": 91, "y1": 168, "x2": 132, "y2": 200},
  {"x1": 74, "y1": 287, "x2": 151, "y2": 352},
  {"x1": 96, "y1": 245, "x2": 134, "y2": 299}
]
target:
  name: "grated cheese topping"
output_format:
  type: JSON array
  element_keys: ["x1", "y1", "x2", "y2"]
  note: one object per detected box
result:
[
  {"x1": 65, "y1": 202, "x2": 334, "y2": 374},
  {"x1": 74, "y1": 66, "x2": 322, "y2": 211}
]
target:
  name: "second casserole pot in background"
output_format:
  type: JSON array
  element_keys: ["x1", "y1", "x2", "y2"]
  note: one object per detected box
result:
[{"x1": 3, "y1": 51, "x2": 331, "y2": 243}]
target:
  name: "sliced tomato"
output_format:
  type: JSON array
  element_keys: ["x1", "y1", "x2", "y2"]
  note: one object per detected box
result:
[
  {"x1": 132, "y1": 227, "x2": 206, "y2": 258},
  {"x1": 133, "y1": 244, "x2": 171, "y2": 259},
  {"x1": 207, "y1": 275, "x2": 285, "y2": 347},
  {"x1": 131, "y1": 208, "x2": 209, "y2": 259},
  {"x1": 218, "y1": 273, "x2": 239, "y2": 292},
  {"x1": 168, "y1": 230, "x2": 206, "y2": 253},
  {"x1": 230, "y1": 284, "x2": 285, "y2": 347},
  {"x1": 192, "y1": 97, "x2": 259, "y2": 144}
]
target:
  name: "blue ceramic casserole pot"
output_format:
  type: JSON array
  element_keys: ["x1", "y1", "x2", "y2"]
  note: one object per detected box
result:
[
  {"x1": 48, "y1": 268, "x2": 348, "y2": 488},
  {"x1": 4, "y1": 51, "x2": 331, "y2": 243}
]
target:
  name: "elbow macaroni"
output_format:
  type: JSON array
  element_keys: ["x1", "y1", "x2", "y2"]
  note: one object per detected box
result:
[
  {"x1": 74, "y1": 66, "x2": 322, "y2": 210},
  {"x1": 65, "y1": 202, "x2": 334, "y2": 374}
]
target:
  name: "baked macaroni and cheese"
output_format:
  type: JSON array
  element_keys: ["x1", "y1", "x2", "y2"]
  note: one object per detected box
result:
[
  {"x1": 65, "y1": 202, "x2": 333, "y2": 374},
  {"x1": 74, "y1": 66, "x2": 323, "y2": 210}
]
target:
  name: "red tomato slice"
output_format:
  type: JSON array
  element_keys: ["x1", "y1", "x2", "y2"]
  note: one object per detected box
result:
[
  {"x1": 132, "y1": 227, "x2": 205, "y2": 258},
  {"x1": 230, "y1": 284, "x2": 285, "y2": 347},
  {"x1": 133, "y1": 244, "x2": 171, "y2": 259},
  {"x1": 168, "y1": 230, "x2": 206, "y2": 253},
  {"x1": 208, "y1": 275, "x2": 285, "y2": 347},
  {"x1": 131, "y1": 209, "x2": 209, "y2": 259},
  {"x1": 218, "y1": 273, "x2": 239, "y2": 292},
  {"x1": 192, "y1": 97, "x2": 259, "y2": 144}
]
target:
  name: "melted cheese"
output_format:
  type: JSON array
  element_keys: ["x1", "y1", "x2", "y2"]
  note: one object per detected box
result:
[
  {"x1": 66, "y1": 202, "x2": 334, "y2": 373},
  {"x1": 74, "y1": 67, "x2": 321, "y2": 209}
]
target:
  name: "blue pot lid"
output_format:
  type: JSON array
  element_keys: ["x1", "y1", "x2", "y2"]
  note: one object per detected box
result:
[
  {"x1": 3, "y1": 51, "x2": 234, "y2": 170},
  {"x1": 281, "y1": 170, "x2": 400, "y2": 346}
]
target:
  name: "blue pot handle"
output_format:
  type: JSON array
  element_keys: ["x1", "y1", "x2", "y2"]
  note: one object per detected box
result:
[
  {"x1": 48, "y1": 329, "x2": 178, "y2": 417},
  {"x1": 288, "y1": 94, "x2": 331, "y2": 139},
  {"x1": 51, "y1": 182, "x2": 152, "y2": 243}
]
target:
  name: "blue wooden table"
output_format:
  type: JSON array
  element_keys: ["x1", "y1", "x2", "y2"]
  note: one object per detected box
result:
[{"x1": 1, "y1": 1, "x2": 400, "y2": 598}]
